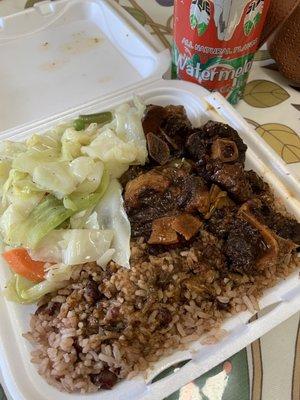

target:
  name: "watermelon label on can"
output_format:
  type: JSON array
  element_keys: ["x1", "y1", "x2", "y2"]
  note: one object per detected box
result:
[{"x1": 172, "y1": 0, "x2": 270, "y2": 104}]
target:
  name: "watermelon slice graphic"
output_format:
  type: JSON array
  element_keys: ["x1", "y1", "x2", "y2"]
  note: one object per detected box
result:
[{"x1": 190, "y1": 0, "x2": 211, "y2": 36}]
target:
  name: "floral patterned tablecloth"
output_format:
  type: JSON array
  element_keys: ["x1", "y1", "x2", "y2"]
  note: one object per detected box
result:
[{"x1": 0, "y1": 1, "x2": 299, "y2": 400}]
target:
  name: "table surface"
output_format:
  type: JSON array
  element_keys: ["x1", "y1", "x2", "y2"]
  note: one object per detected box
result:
[{"x1": 0, "y1": 1, "x2": 299, "y2": 400}]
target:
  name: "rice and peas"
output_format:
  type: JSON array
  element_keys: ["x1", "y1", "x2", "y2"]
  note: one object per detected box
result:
[{"x1": 26, "y1": 236, "x2": 298, "y2": 393}]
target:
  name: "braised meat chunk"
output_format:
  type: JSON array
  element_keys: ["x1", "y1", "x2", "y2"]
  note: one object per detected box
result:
[
  {"x1": 185, "y1": 131, "x2": 209, "y2": 162},
  {"x1": 179, "y1": 175, "x2": 210, "y2": 214},
  {"x1": 241, "y1": 200, "x2": 300, "y2": 246},
  {"x1": 122, "y1": 104, "x2": 299, "y2": 279},
  {"x1": 119, "y1": 165, "x2": 146, "y2": 188},
  {"x1": 200, "y1": 121, "x2": 247, "y2": 164},
  {"x1": 148, "y1": 213, "x2": 202, "y2": 245},
  {"x1": 171, "y1": 213, "x2": 202, "y2": 240},
  {"x1": 205, "y1": 207, "x2": 237, "y2": 239},
  {"x1": 146, "y1": 132, "x2": 170, "y2": 165},
  {"x1": 185, "y1": 121, "x2": 247, "y2": 165},
  {"x1": 142, "y1": 104, "x2": 192, "y2": 164},
  {"x1": 148, "y1": 216, "x2": 179, "y2": 245},
  {"x1": 238, "y1": 201, "x2": 297, "y2": 270},
  {"x1": 211, "y1": 139, "x2": 239, "y2": 163},
  {"x1": 142, "y1": 105, "x2": 167, "y2": 136},
  {"x1": 246, "y1": 170, "x2": 269, "y2": 195},
  {"x1": 160, "y1": 112, "x2": 192, "y2": 148},
  {"x1": 124, "y1": 170, "x2": 170, "y2": 210},
  {"x1": 198, "y1": 160, "x2": 253, "y2": 203},
  {"x1": 269, "y1": 215, "x2": 300, "y2": 245},
  {"x1": 225, "y1": 218, "x2": 265, "y2": 274},
  {"x1": 125, "y1": 163, "x2": 209, "y2": 239}
]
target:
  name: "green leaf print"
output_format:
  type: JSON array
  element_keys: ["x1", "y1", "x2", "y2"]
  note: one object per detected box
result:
[
  {"x1": 190, "y1": 14, "x2": 197, "y2": 29},
  {"x1": 228, "y1": 87, "x2": 243, "y2": 105},
  {"x1": 253, "y1": 12, "x2": 261, "y2": 26},
  {"x1": 225, "y1": 54, "x2": 254, "y2": 69},
  {"x1": 203, "y1": 56, "x2": 222, "y2": 69},
  {"x1": 171, "y1": 42, "x2": 180, "y2": 79},
  {"x1": 244, "y1": 20, "x2": 254, "y2": 36},
  {"x1": 186, "y1": 56, "x2": 198, "y2": 68},
  {"x1": 197, "y1": 22, "x2": 208, "y2": 36},
  {"x1": 171, "y1": 42, "x2": 179, "y2": 64},
  {"x1": 192, "y1": 53, "x2": 201, "y2": 67}
]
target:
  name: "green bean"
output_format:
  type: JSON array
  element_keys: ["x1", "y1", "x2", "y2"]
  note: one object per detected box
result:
[
  {"x1": 73, "y1": 118, "x2": 85, "y2": 131},
  {"x1": 73, "y1": 111, "x2": 113, "y2": 131}
]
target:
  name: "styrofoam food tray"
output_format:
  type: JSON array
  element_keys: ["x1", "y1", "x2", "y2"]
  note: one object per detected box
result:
[{"x1": 0, "y1": 2, "x2": 299, "y2": 400}]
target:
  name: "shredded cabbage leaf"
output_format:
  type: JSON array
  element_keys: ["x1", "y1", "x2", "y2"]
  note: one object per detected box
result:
[
  {"x1": 33, "y1": 161, "x2": 78, "y2": 199},
  {"x1": 4, "y1": 273, "x2": 35, "y2": 304},
  {"x1": 82, "y1": 99, "x2": 147, "y2": 178},
  {"x1": 95, "y1": 179, "x2": 131, "y2": 268},
  {"x1": 29, "y1": 229, "x2": 114, "y2": 266},
  {"x1": 4, "y1": 264, "x2": 73, "y2": 303},
  {"x1": 0, "y1": 141, "x2": 27, "y2": 161},
  {"x1": 21, "y1": 264, "x2": 73, "y2": 302},
  {"x1": 6, "y1": 169, "x2": 109, "y2": 249}
]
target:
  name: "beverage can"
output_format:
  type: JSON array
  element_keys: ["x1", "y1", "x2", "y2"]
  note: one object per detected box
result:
[{"x1": 172, "y1": 0, "x2": 271, "y2": 104}]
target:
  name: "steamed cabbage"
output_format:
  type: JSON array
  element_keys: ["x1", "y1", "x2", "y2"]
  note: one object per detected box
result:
[
  {"x1": 1, "y1": 99, "x2": 148, "y2": 303},
  {"x1": 6, "y1": 170, "x2": 109, "y2": 249},
  {"x1": 21, "y1": 264, "x2": 73, "y2": 301},
  {"x1": 95, "y1": 179, "x2": 131, "y2": 268},
  {"x1": 33, "y1": 161, "x2": 78, "y2": 198},
  {"x1": 0, "y1": 161, "x2": 12, "y2": 192},
  {"x1": 60, "y1": 126, "x2": 96, "y2": 161},
  {"x1": 5, "y1": 264, "x2": 73, "y2": 303},
  {"x1": 82, "y1": 99, "x2": 147, "y2": 178},
  {"x1": 0, "y1": 141, "x2": 27, "y2": 161},
  {"x1": 29, "y1": 229, "x2": 114, "y2": 266},
  {"x1": 13, "y1": 148, "x2": 60, "y2": 175}
]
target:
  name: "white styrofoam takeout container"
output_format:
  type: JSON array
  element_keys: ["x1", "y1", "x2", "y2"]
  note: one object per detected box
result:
[{"x1": 0, "y1": 1, "x2": 299, "y2": 400}]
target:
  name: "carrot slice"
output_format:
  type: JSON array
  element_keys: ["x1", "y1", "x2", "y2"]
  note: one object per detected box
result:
[{"x1": 2, "y1": 248, "x2": 45, "y2": 282}]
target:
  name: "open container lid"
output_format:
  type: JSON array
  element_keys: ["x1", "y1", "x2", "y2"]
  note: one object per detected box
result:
[{"x1": 0, "y1": 0, "x2": 170, "y2": 134}]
